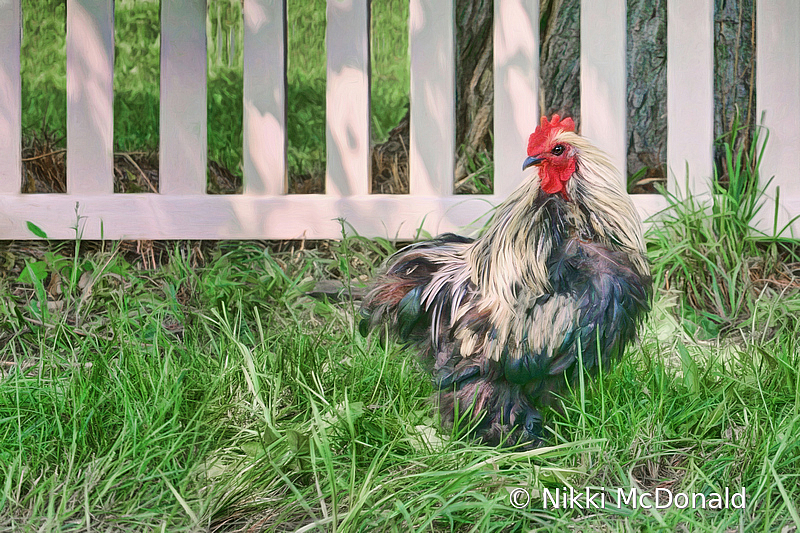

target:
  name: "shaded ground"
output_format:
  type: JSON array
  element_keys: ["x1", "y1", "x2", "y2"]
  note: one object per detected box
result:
[{"x1": 20, "y1": 118, "x2": 659, "y2": 204}]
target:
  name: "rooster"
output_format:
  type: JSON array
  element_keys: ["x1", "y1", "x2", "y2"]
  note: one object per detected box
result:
[{"x1": 359, "y1": 115, "x2": 652, "y2": 447}]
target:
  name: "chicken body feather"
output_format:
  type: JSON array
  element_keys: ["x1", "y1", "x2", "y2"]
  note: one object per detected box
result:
[{"x1": 360, "y1": 118, "x2": 652, "y2": 447}]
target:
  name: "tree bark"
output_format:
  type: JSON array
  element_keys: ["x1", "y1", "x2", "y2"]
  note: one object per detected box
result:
[
  {"x1": 539, "y1": 0, "x2": 581, "y2": 124},
  {"x1": 626, "y1": 0, "x2": 667, "y2": 191},
  {"x1": 714, "y1": 0, "x2": 756, "y2": 183}
]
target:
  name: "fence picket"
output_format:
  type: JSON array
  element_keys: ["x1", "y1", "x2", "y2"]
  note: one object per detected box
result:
[
  {"x1": 66, "y1": 0, "x2": 114, "y2": 195},
  {"x1": 667, "y1": 0, "x2": 714, "y2": 198},
  {"x1": 580, "y1": 0, "x2": 627, "y2": 185},
  {"x1": 757, "y1": 0, "x2": 800, "y2": 237},
  {"x1": 326, "y1": 0, "x2": 370, "y2": 196},
  {"x1": 0, "y1": 194, "x2": 495, "y2": 240},
  {"x1": 0, "y1": 1, "x2": 797, "y2": 241},
  {"x1": 243, "y1": 0, "x2": 287, "y2": 196},
  {"x1": 493, "y1": 0, "x2": 539, "y2": 199},
  {"x1": 409, "y1": 0, "x2": 455, "y2": 197},
  {"x1": 0, "y1": 0, "x2": 20, "y2": 194},
  {"x1": 160, "y1": 0, "x2": 207, "y2": 195}
]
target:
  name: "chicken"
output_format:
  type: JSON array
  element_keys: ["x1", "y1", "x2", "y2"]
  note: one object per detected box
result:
[{"x1": 359, "y1": 115, "x2": 652, "y2": 447}]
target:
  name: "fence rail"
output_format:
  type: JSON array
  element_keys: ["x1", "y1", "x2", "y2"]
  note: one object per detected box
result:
[{"x1": 0, "y1": 0, "x2": 798, "y2": 241}]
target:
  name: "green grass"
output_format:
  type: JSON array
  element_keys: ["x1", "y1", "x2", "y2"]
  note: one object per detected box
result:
[
  {"x1": 647, "y1": 116, "x2": 800, "y2": 338},
  {"x1": 21, "y1": 0, "x2": 410, "y2": 183},
  {"x1": 2, "y1": 218, "x2": 800, "y2": 531},
  {"x1": 20, "y1": 0, "x2": 67, "y2": 138}
]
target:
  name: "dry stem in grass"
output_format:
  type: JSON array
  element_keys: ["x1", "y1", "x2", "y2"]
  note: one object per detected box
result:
[
  {"x1": 748, "y1": 259, "x2": 800, "y2": 291},
  {"x1": 19, "y1": 120, "x2": 486, "y2": 199},
  {"x1": 21, "y1": 131, "x2": 244, "y2": 195},
  {"x1": 22, "y1": 132, "x2": 66, "y2": 193},
  {"x1": 288, "y1": 172, "x2": 324, "y2": 194},
  {"x1": 371, "y1": 111, "x2": 409, "y2": 194},
  {"x1": 114, "y1": 151, "x2": 159, "y2": 193}
]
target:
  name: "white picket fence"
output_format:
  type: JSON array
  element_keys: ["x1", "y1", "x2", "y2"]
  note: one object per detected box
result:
[{"x1": 0, "y1": 0, "x2": 798, "y2": 241}]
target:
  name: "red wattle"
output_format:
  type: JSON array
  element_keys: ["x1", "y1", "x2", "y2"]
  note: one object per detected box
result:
[
  {"x1": 540, "y1": 175, "x2": 563, "y2": 195},
  {"x1": 539, "y1": 158, "x2": 575, "y2": 197}
]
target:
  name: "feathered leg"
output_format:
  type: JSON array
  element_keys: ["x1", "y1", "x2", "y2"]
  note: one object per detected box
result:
[{"x1": 436, "y1": 373, "x2": 548, "y2": 448}]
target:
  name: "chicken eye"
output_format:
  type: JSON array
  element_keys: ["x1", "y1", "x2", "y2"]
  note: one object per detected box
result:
[{"x1": 551, "y1": 144, "x2": 565, "y2": 156}]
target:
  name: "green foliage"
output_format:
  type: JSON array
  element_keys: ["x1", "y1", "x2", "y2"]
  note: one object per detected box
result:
[
  {"x1": 20, "y1": 0, "x2": 67, "y2": 136},
  {"x1": 627, "y1": 166, "x2": 647, "y2": 193},
  {"x1": 647, "y1": 116, "x2": 800, "y2": 337},
  {"x1": 283, "y1": 0, "x2": 411, "y2": 181},
  {"x1": 370, "y1": 0, "x2": 411, "y2": 143},
  {"x1": 113, "y1": 0, "x2": 161, "y2": 152},
  {"x1": 25, "y1": 221, "x2": 48, "y2": 240}
]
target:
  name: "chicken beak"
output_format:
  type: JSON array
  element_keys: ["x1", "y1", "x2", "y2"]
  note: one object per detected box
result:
[{"x1": 522, "y1": 155, "x2": 544, "y2": 171}]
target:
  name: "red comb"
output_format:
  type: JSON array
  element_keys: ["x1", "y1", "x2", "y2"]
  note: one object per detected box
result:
[{"x1": 527, "y1": 114, "x2": 575, "y2": 155}]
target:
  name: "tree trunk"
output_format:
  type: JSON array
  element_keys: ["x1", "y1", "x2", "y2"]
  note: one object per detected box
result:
[
  {"x1": 714, "y1": 0, "x2": 756, "y2": 185},
  {"x1": 626, "y1": 0, "x2": 667, "y2": 192}
]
